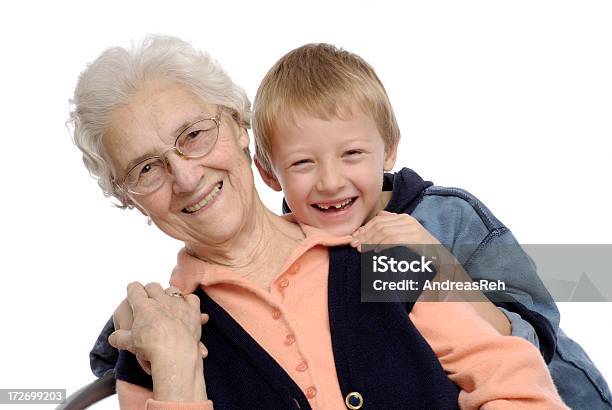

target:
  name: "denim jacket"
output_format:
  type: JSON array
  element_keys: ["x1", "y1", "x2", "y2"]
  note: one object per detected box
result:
[{"x1": 383, "y1": 168, "x2": 611, "y2": 409}]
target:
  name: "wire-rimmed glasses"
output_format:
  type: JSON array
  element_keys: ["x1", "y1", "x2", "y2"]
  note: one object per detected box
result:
[{"x1": 116, "y1": 111, "x2": 222, "y2": 196}]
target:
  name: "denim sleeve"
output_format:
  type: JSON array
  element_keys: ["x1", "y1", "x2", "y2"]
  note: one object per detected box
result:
[
  {"x1": 414, "y1": 190, "x2": 560, "y2": 361},
  {"x1": 497, "y1": 306, "x2": 539, "y2": 348},
  {"x1": 415, "y1": 188, "x2": 611, "y2": 407},
  {"x1": 462, "y1": 228, "x2": 559, "y2": 363},
  {"x1": 90, "y1": 316, "x2": 118, "y2": 378}
]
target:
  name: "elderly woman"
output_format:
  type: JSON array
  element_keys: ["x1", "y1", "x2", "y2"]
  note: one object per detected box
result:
[{"x1": 70, "y1": 36, "x2": 566, "y2": 409}]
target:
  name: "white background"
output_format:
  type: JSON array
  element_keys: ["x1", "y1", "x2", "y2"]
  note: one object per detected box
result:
[{"x1": 0, "y1": 1, "x2": 610, "y2": 408}]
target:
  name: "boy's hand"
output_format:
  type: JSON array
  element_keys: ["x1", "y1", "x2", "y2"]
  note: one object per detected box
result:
[
  {"x1": 350, "y1": 210, "x2": 461, "y2": 288},
  {"x1": 111, "y1": 286, "x2": 210, "y2": 375},
  {"x1": 350, "y1": 210, "x2": 441, "y2": 252},
  {"x1": 351, "y1": 211, "x2": 511, "y2": 335}
]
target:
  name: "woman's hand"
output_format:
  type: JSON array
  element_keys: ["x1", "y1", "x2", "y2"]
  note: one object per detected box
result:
[
  {"x1": 112, "y1": 286, "x2": 209, "y2": 374},
  {"x1": 109, "y1": 282, "x2": 209, "y2": 402}
]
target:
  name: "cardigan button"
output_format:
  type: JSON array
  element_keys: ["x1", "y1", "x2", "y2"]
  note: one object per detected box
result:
[
  {"x1": 271, "y1": 309, "x2": 282, "y2": 320},
  {"x1": 284, "y1": 334, "x2": 296, "y2": 346},
  {"x1": 345, "y1": 391, "x2": 363, "y2": 409},
  {"x1": 305, "y1": 386, "x2": 317, "y2": 399},
  {"x1": 289, "y1": 262, "x2": 301, "y2": 274},
  {"x1": 296, "y1": 360, "x2": 308, "y2": 372}
]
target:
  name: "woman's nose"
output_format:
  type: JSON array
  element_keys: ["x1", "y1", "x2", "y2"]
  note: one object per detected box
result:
[{"x1": 164, "y1": 152, "x2": 203, "y2": 194}]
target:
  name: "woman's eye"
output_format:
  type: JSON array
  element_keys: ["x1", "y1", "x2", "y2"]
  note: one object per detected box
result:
[
  {"x1": 187, "y1": 130, "x2": 202, "y2": 140},
  {"x1": 140, "y1": 164, "x2": 152, "y2": 175},
  {"x1": 135, "y1": 161, "x2": 162, "y2": 178}
]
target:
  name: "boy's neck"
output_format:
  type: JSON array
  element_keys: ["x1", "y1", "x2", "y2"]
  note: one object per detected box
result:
[
  {"x1": 362, "y1": 190, "x2": 394, "y2": 227},
  {"x1": 376, "y1": 190, "x2": 394, "y2": 213}
]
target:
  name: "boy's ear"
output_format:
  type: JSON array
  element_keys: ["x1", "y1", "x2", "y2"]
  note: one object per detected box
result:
[
  {"x1": 254, "y1": 157, "x2": 282, "y2": 192},
  {"x1": 383, "y1": 141, "x2": 399, "y2": 171}
]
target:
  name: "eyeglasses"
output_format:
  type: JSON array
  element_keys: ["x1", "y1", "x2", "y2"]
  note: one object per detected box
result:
[{"x1": 117, "y1": 111, "x2": 222, "y2": 196}]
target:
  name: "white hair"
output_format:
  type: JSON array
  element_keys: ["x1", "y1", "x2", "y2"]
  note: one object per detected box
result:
[{"x1": 68, "y1": 34, "x2": 251, "y2": 207}]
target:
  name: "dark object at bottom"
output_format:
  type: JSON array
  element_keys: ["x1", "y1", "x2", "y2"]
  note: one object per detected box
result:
[{"x1": 56, "y1": 371, "x2": 115, "y2": 410}]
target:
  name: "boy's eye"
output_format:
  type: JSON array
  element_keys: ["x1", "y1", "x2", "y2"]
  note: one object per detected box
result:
[
  {"x1": 291, "y1": 159, "x2": 313, "y2": 167},
  {"x1": 344, "y1": 150, "x2": 363, "y2": 157}
]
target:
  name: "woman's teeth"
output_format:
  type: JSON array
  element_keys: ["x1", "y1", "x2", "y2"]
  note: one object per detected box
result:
[
  {"x1": 184, "y1": 183, "x2": 222, "y2": 213},
  {"x1": 315, "y1": 197, "x2": 354, "y2": 211}
]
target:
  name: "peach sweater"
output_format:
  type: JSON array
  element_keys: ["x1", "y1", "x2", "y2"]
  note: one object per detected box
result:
[{"x1": 118, "y1": 224, "x2": 567, "y2": 409}]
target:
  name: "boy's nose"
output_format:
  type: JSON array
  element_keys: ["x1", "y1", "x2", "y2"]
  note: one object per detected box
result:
[
  {"x1": 315, "y1": 163, "x2": 346, "y2": 194},
  {"x1": 165, "y1": 153, "x2": 204, "y2": 195}
]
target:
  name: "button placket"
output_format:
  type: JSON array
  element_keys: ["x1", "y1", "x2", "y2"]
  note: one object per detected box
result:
[{"x1": 271, "y1": 257, "x2": 316, "y2": 405}]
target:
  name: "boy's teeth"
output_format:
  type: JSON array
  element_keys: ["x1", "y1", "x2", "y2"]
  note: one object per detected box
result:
[
  {"x1": 315, "y1": 198, "x2": 353, "y2": 210},
  {"x1": 184, "y1": 183, "x2": 222, "y2": 213}
]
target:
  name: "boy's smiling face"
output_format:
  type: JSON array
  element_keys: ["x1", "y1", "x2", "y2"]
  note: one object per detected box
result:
[{"x1": 259, "y1": 110, "x2": 397, "y2": 236}]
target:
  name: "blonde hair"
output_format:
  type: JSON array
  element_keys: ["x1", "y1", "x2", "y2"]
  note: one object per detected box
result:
[
  {"x1": 68, "y1": 35, "x2": 251, "y2": 207},
  {"x1": 253, "y1": 43, "x2": 400, "y2": 174}
]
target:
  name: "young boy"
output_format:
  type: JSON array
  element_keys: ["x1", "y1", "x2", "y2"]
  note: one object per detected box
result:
[{"x1": 251, "y1": 43, "x2": 611, "y2": 409}]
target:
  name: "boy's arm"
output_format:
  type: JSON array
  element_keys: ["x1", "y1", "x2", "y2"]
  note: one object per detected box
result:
[
  {"x1": 461, "y1": 228, "x2": 558, "y2": 362},
  {"x1": 351, "y1": 211, "x2": 513, "y2": 335},
  {"x1": 409, "y1": 188, "x2": 560, "y2": 360},
  {"x1": 409, "y1": 301, "x2": 568, "y2": 409},
  {"x1": 351, "y1": 210, "x2": 558, "y2": 362}
]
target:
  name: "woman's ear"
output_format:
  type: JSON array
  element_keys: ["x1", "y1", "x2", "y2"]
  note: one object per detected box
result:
[
  {"x1": 254, "y1": 157, "x2": 282, "y2": 192},
  {"x1": 383, "y1": 141, "x2": 399, "y2": 171},
  {"x1": 237, "y1": 127, "x2": 250, "y2": 150}
]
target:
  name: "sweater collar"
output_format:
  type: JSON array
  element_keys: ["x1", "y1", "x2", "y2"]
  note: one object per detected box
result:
[{"x1": 170, "y1": 216, "x2": 351, "y2": 293}]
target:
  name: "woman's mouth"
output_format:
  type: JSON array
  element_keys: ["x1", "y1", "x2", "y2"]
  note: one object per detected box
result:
[
  {"x1": 312, "y1": 197, "x2": 357, "y2": 212},
  {"x1": 182, "y1": 182, "x2": 223, "y2": 214}
]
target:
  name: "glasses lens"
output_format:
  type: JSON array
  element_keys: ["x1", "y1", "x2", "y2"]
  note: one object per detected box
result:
[
  {"x1": 177, "y1": 118, "x2": 219, "y2": 157},
  {"x1": 125, "y1": 158, "x2": 166, "y2": 195}
]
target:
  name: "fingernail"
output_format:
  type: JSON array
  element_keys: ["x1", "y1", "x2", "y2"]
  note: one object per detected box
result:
[{"x1": 108, "y1": 333, "x2": 116, "y2": 348}]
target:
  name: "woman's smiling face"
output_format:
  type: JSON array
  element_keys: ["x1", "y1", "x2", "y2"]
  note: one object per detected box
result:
[{"x1": 103, "y1": 79, "x2": 255, "y2": 248}]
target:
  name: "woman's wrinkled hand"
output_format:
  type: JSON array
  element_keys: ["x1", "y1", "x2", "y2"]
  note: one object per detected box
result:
[
  {"x1": 109, "y1": 282, "x2": 210, "y2": 402},
  {"x1": 109, "y1": 282, "x2": 209, "y2": 375}
]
